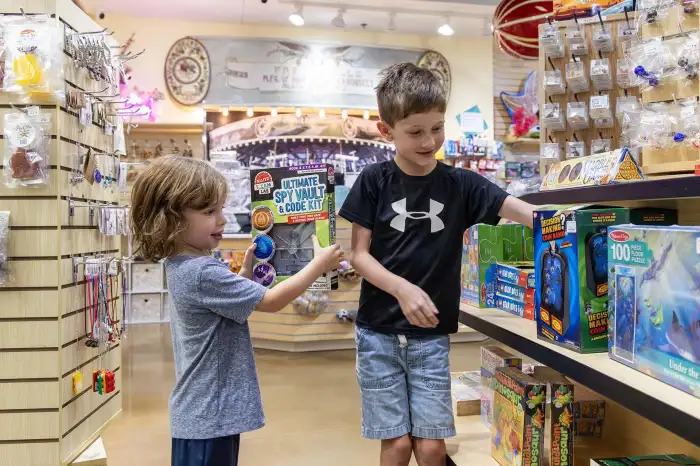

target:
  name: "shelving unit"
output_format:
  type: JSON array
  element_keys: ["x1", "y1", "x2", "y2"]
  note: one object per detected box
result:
[
  {"x1": 0, "y1": 1, "x2": 124, "y2": 464},
  {"x1": 124, "y1": 261, "x2": 170, "y2": 324}
]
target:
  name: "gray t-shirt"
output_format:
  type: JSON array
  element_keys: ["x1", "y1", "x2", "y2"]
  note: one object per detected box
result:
[{"x1": 164, "y1": 255, "x2": 267, "y2": 439}]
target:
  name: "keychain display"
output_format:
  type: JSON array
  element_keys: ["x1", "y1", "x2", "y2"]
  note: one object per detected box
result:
[
  {"x1": 590, "y1": 94, "x2": 614, "y2": 128},
  {"x1": 544, "y1": 70, "x2": 566, "y2": 95},
  {"x1": 0, "y1": 211, "x2": 9, "y2": 286},
  {"x1": 630, "y1": 38, "x2": 674, "y2": 90},
  {"x1": 591, "y1": 138, "x2": 612, "y2": 154},
  {"x1": 3, "y1": 15, "x2": 63, "y2": 101},
  {"x1": 567, "y1": 101, "x2": 590, "y2": 130},
  {"x1": 540, "y1": 23, "x2": 565, "y2": 58},
  {"x1": 541, "y1": 143, "x2": 561, "y2": 160},
  {"x1": 617, "y1": 58, "x2": 635, "y2": 88},
  {"x1": 590, "y1": 58, "x2": 613, "y2": 90},
  {"x1": 676, "y1": 33, "x2": 699, "y2": 82},
  {"x1": 592, "y1": 24, "x2": 614, "y2": 53},
  {"x1": 542, "y1": 102, "x2": 566, "y2": 132},
  {"x1": 675, "y1": 98, "x2": 700, "y2": 147},
  {"x1": 566, "y1": 60, "x2": 590, "y2": 93},
  {"x1": 567, "y1": 24, "x2": 589, "y2": 56},
  {"x1": 566, "y1": 141, "x2": 586, "y2": 159},
  {"x1": 3, "y1": 108, "x2": 51, "y2": 187}
]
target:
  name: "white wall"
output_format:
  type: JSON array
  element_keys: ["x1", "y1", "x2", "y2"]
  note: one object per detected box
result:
[{"x1": 103, "y1": 14, "x2": 494, "y2": 139}]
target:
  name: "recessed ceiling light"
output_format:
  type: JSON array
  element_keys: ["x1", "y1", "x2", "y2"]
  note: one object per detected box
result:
[
  {"x1": 221, "y1": 108, "x2": 229, "y2": 117},
  {"x1": 271, "y1": 107, "x2": 278, "y2": 117},
  {"x1": 341, "y1": 109, "x2": 348, "y2": 120},
  {"x1": 289, "y1": 4, "x2": 305, "y2": 26},
  {"x1": 331, "y1": 8, "x2": 346, "y2": 28},
  {"x1": 438, "y1": 19, "x2": 454, "y2": 36},
  {"x1": 247, "y1": 107, "x2": 254, "y2": 117}
]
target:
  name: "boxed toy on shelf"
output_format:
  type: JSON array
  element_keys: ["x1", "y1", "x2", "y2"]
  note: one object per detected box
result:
[
  {"x1": 591, "y1": 455, "x2": 700, "y2": 466},
  {"x1": 534, "y1": 206, "x2": 677, "y2": 353},
  {"x1": 608, "y1": 225, "x2": 700, "y2": 399},
  {"x1": 250, "y1": 165, "x2": 338, "y2": 289},
  {"x1": 491, "y1": 367, "x2": 545, "y2": 466},
  {"x1": 496, "y1": 263, "x2": 535, "y2": 320},
  {"x1": 461, "y1": 224, "x2": 501, "y2": 308},
  {"x1": 481, "y1": 346, "x2": 523, "y2": 429},
  {"x1": 533, "y1": 367, "x2": 574, "y2": 466},
  {"x1": 451, "y1": 371, "x2": 481, "y2": 416}
]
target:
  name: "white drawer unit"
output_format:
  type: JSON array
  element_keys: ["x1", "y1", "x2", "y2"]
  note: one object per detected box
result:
[
  {"x1": 129, "y1": 293, "x2": 163, "y2": 323},
  {"x1": 125, "y1": 261, "x2": 170, "y2": 324},
  {"x1": 131, "y1": 263, "x2": 163, "y2": 292}
]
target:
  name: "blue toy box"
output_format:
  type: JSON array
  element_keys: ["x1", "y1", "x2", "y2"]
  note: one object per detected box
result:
[
  {"x1": 608, "y1": 225, "x2": 700, "y2": 399},
  {"x1": 496, "y1": 263, "x2": 535, "y2": 289}
]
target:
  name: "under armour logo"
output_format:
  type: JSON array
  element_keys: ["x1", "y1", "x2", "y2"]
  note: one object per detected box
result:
[{"x1": 390, "y1": 198, "x2": 445, "y2": 233}]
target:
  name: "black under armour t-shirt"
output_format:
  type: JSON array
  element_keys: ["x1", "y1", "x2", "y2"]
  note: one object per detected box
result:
[{"x1": 339, "y1": 160, "x2": 510, "y2": 335}]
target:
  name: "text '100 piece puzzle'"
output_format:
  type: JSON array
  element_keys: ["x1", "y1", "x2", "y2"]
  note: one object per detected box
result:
[{"x1": 250, "y1": 165, "x2": 338, "y2": 290}]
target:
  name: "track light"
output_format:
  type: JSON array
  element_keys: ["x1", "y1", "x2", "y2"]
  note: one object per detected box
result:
[
  {"x1": 363, "y1": 110, "x2": 370, "y2": 120},
  {"x1": 271, "y1": 107, "x2": 278, "y2": 117},
  {"x1": 289, "y1": 4, "x2": 305, "y2": 26},
  {"x1": 247, "y1": 107, "x2": 254, "y2": 117},
  {"x1": 331, "y1": 8, "x2": 346, "y2": 28},
  {"x1": 221, "y1": 108, "x2": 229, "y2": 117},
  {"x1": 296, "y1": 108, "x2": 302, "y2": 118},
  {"x1": 341, "y1": 109, "x2": 348, "y2": 120},
  {"x1": 438, "y1": 19, "x2": 454, "y2": 36},
  {"x1": 387, "y1": 12, "x2": 396, "y2": 31}
]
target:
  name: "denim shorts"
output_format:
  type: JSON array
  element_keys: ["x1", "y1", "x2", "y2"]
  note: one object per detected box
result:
[{"x1": 355, "y1": 326, "x2": 456, "y2": 440}]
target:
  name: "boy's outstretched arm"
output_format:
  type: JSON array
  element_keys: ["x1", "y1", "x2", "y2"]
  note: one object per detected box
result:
[
  {"x1": 349, "y1": 223, "x2": 439, "y2": 328},
  {"x1": 499, "y1": 196, "x2": 537, "y2": 229}
]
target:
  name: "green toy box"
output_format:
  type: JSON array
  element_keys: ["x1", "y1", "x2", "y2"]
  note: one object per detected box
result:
[
  {"x1": 501, "y1": 224, "x2": 535, "y2": 262},
  {"x1": 462, "y1": 224, "x2": 502, "y2": 308}
]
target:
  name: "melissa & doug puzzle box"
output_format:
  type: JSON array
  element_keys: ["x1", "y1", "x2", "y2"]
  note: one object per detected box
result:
[{"x1": 250, "y1": 165, "x2": 338, "y2": 290}]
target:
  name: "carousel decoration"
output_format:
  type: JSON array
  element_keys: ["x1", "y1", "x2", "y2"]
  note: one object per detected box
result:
[{"x1": 492, "y1": 0, "x2": 553, "y2": 60}]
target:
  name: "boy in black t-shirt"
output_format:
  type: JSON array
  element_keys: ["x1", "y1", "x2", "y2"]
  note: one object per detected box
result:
[{"x1": 339, "y1": 63, "x2": 535, "y2": 466}]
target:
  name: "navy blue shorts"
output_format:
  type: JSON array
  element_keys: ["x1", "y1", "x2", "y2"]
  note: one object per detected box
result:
[{"x1": 172, "y1": 435, "x2": 240, "y2": 466}]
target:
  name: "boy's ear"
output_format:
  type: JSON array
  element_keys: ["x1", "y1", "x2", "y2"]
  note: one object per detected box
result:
[{"x1": 377, "y1": 120, "x2": 394, "y2": 142}]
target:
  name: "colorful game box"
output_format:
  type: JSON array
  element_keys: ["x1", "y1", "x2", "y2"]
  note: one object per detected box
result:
[
  {"x1": 591, "y1": 455, "x2": 700, "y2": 466},
  {"x1": 497, "y1": 263, "x2": 535, "y2": 289},
  {"x1": 481, "y1": 346, "x2": 522, "y2": 429},
  {"x1": 496, "y1": 294, "x2": 534, "y2": 320},
  {"x1": 608, "y1": 225, "x2": 700, "y2": 399},
  {"x1": 533, "y1": 367, "x2": 574, "y2": 466},
  {"x1": 524, "y1": 228, "x2": 535, "y2": 261},
  {"x1": 500, "y1": 224, "x2": 534, "y2": 263},
  {"x1": 491, "y1": 367, "x2": 545, "y2": 466},
  {"x1": 462, "y1": 224, "x2": 501, "y2": 308},
  {"x1": 250, "y1": 165, "x2": 338, "y2": 290}
]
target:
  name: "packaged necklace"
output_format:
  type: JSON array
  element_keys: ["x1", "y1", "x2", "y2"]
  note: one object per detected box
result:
[
  {"x1": 591, "y1": 138, "x2": 612, "y2": 154},
  {"x1": 630, "y1": 38, "x2": 674, "y2": 91},
  {"x1": 567, "y1": 101, "x2": 589, "y2": 130},
  {"x1": 638, "y1": 0, "x2": 674, "y2": 24},
  {"x1": 675, "y1": 98, "x2": 699, "y2": 146},
  {"x1": 590, "y1": 58, "x2": 613, "y2": 90},
  {"x1": 540, "y1": 23, "x2": 565, "y2": 58},
  {"x1": 590, "y1": 94, "x2": 614, "y2": 128},
  {"x1": 616, "y1": 96, "x2": 641, "y2": 122},
  {"x1": 617, "y1": 58, "x2": 635, "y2": 88},
  {"x1": 565, "y1": 60, "x2": 590, "y2": 93},
  {"x1": 542, "y1": 102, "x2": 566, "y2": 131},
  {"x1": 677, "y1": 34, "x2": 699, "y2": 84},
  {"x1": 3, "y1": 108, "x2": 51, "y2": 187},
  {"x1": 640, "y1": 103, "x2": 673, "y2": 148},
  {"x1": 3, "y1": 15, "x2": 63, "y2": 102},
  {"x1": 544, "y1": 70, "x2": 566, "y2": 95},
  {"x1": 592, "y1": 24, "x2": 614, "y2": 53},
  {"x1": 0, "y1": 211, "x2": 8, "y2": 286},
  {"x1": 567, "y1": 25, "x2": 589, "y2": 56},
  {"x1": 566, "y1": 141, "x2": 586, "y2": 159},
  {"x1": 541, "y1": 143, "x2": 561, "y2": 160}
]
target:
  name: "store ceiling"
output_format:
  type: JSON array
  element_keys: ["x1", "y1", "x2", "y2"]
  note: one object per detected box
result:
[{"x1": 79, "y1": 0, "x2": 498, "y2": 36}]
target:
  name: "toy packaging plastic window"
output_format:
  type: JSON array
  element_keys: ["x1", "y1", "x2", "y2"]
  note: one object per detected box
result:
[
  {"x1": 565, "y1": 60, "x2": 589, "y2": 93},
  {"x1": 543, "y1": 103, "x2": 566, "y2": 132},
  {"x1": 566, "y1": 141, "x2": 586, "y2": 159},
  {"x1": 590, "y1": 59, "x2": 613, "y2": 91},
  {"x1": 567, "y1": 101, "x2": 589, "y2": 130},
  {"x1": 567, "y1": 25, "x2": 588, "y2": 56},
  {"x1": 540, "y1": 24, "x2": 565, "y2": 58},
  {"x1": 0, "y1": 212, "x2": 9, "y2": 286},
  {"x1": 544, "y1": 70, "x2": 566, "y2": 95},
  {"x1": 541, "y1": 143, "x2": 561, "y2": 160},
  {"x1": 590, "y1": 95, "x2": 614, "y2": 129},
  {"x1": 3, "y1": 108, "x2": 51, "y2": 187}
]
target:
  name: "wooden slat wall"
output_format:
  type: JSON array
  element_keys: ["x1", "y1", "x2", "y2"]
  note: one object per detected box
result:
[
  {"x1": 492, "y1": 43, "x2": 539, "y2": 141},
  {"x1": 0, "y1": 1, "x2": 123, "y2": 464}
]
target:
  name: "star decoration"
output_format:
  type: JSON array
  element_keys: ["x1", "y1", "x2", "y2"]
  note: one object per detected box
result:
[{"x1": 500, "y1": 71, "x2": 539, "y2": 119}]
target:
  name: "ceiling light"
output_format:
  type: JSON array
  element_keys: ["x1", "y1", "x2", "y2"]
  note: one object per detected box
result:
[
  {"x1": 247, "y1": 107, "x2": 254, "y2": 117},
  {"x1": 387, "y1": 12, "x2": 396, "y2": 31},
  {"x1": 363, "y1": 110, "x2": 370, "y2": 120},
  {"x1": 438, "y1": 19, "x2": 454, "y2": 36},
  {"x1": 221, "y1": 108, "x2": 229, "y2": 117},
  {"x1": 341, "y1": 109, "x2": 348, "y2": 120},
  {"x1": 331, "y1": 8, "x2": 346, "y2": 28},
  {"x1": 319, "y1": 108, "x2": 326, "y2": 119},
  {"x1": 296, "y1": 108, "x2": 302, "y2": 118},
  {"x1": 289, "y1": 4, "x2": 305, "y2": 26},
  {"x1": 271, "y1": 107, "x2": 278, "y2": 117}
]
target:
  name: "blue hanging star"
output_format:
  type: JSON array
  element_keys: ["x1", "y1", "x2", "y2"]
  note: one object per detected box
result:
[{"x1": 500, "y1": 71, "x2": 539, "y2": 119}]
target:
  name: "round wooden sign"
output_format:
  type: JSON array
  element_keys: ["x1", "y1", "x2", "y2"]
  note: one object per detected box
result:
[
  {"x1": 164, "y1": 37, "x2": 211, "y2": 106},
  {"x1": 417, "y1": 51, "x2": 452, "y2": 103}
]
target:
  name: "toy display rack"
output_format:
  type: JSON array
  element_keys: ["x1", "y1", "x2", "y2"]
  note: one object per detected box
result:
[
  {"x1": 538, "y1": 12, "x2": 641, "y2": 174},
  {"x1": 0, "y1": 1, "x2": 122, "y2": 465}
]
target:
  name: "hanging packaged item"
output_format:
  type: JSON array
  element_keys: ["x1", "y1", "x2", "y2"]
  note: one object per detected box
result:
[
  {"x1": 676, "y1": 33, "x2": 700, "y2": 84},
  {"x1": 638, "y1": 0, "x2": 675, "y2": 24},
  {"x1": 590, "y1": 58, "x2": 613, "y2": 91},
  {"x1": 567, "y1": 141, "x2": 586, "y2": 159},
  {"x1": 616, "y1": 58, "x2": 635, "y2": 88},
  {"x1": 540, "y1": 23, "x2": 565, "y2": 58},
  {"x1": 567, "y1": 24, "x2": 588, "y2": 56},
  {"x1": 544, "y1": 69, "x2": 566, "y2": 95},
  {"x1": 640, "y1": 102, "x2": 674, "y2": 149},
  {"x1": 592, "y1": 24, "x2": 614, "y2": 53},
  {"x1": 567, "y1": 101, "x2": 589, "y2": 130},
  {"x1": 3, "y1": 108, "x2": 52, "y2": 187},
  {"x1": 590, "y1": 94, "x2": 614, "y2": 129},
  {"x1": 0, "y1": 211, "x2": 9, "y2": 286},
  {"x1": 591, "y1": 138, "x2": 612, "y2": 155},
  {"x1": 629, "y1": 38, "x2": 675, "y2": 91},
  {"x1": 566, "y1": 60, "x2": 590, "y2": 93},
  {"x1": 541, "y1": 143, "x2": 561, "y2": 160},
  {"x1": 675, "y1": 98, "x2": 700, "y2": 147},
  {"x1": 543, "y1": 102, "x2": 566, "y2": 132},
  {"x1": 682, "y1": 0, "x2": 699, "y2": 13},
  {"x1": 3, "y1": 15, "x2": 63, "y2": 101},
  {"x1": 616, "y1": 97, "x2": 641, "y2": 123}
]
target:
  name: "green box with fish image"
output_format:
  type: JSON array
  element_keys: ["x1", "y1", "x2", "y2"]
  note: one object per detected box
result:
[
  {"x1": 592, "y1": 454, "x2": 700, "y2": 465},
  {"x1": 608, "y1": 225, "x2": 700, "y2": 399}
]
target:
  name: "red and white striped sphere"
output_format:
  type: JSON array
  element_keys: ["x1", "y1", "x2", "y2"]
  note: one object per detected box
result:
[{"x1": 493, "y1": 0, "x2": 552, "y2": 60}]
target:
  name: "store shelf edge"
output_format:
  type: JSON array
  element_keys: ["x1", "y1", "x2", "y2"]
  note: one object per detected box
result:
[
  {"x1": 520, "y1": 177, "x2": 700, "y2": 205},
  {"x1": 459, "y1": 308, "x2": 700, "y2": 447}
]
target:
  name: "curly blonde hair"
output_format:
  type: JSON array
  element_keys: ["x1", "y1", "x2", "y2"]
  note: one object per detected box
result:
[{"x1": 130, "y1": 156, "x2": 227, "y2": 262}]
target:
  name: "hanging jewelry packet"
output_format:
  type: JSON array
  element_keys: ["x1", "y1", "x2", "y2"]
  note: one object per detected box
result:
[
  {"x1": 3, "y1": 14, "x2": 63, "y2": 102},
  {"x1": 0, "y1": 211, "x2": 9, "y2": 286},
  {"x1": 3, "y1": 107, "x2": 51, "y2": 187}
]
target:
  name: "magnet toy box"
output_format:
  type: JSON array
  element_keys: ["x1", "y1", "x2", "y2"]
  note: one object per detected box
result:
[
  {"x1": 532, "y1": 367, "x2": 574, "y2": 466},
  {"x1": 481, "y1": 346, "x2": 522, "y2": 430},
  {"x1": 490, "y1": 367, "x2": 545, "y2": 466},
  {"x1": 608, "y1": 225, "x2": 700, "y2": 399},
  {"x1": 250, "y1": 165, "x2": 338, "y2": 290},
  {"x1": 462, "y1": 224, "x2": 501, "y2": 308}
]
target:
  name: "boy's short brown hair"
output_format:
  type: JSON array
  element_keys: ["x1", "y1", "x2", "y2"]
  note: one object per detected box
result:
[
  {"x1": 375, "y1": 62, "x2": 447, "y2": 127},
  {"x1": 130, "y1": 156, "x2": 227, "y2": 262}
]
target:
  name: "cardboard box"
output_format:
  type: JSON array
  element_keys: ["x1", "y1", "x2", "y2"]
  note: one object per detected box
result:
[
  {"x1": 481, "y1": 346, "x2": 522, "y2": 429},
  {"x1": 462, "y1": 224, "x2": 501, "y2": 308},
  {"x1": 250, "y1": 165, "x2": 338, "y2": 289},
  {"x1": 591, "y1": 455, "x2": 700, "y2": 466},
  {"x1": 502, "y1": 224, "x2": 526, "y2": 262},
  {"x1": 524, "y1": 227, "x2": 535, "y2": 261},
  {"x1": 497, "y1": 263, "x2": 535, "y2": 289},
  {"x1": 608, "y1": 225, "x2": 700, "y2": 399},
  {"x1": 533, "y1": 367, "x2": 574, "y2": 466},
  {"x1": 451, "y1": 371, "x2": 481, "y2": 416},
  {"x1": 491, "y1": 367, "x2": 545, "y2": 466},
  {"x1": 496, "y1": 294, "x2": 535, "y2": 320}
]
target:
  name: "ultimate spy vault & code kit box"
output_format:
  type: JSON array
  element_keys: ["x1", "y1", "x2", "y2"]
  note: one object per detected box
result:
[
  {"x1": 533, "y1": 206, "x2": 677, "y2": 353},
  {"x1": 608, "y1": 225, "x2": 700, "y2": 399},
  {"x1": 249, "y1": 165, "x2": 338, "y2": 290}
]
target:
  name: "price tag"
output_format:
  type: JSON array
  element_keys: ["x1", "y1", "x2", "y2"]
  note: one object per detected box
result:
[
  {"x1": 27, "y1": 106, "x2": 40, "y2": 116},
  {"x1": 591, "y1": 95, "x2": 609, "y2": 110}
]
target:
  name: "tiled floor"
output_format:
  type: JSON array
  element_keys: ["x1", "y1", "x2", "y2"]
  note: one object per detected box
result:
[{"x1": 101, "y1": 324, "x2": 486, "y2": 466}]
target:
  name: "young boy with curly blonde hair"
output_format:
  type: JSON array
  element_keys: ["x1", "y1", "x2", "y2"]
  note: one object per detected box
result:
[{"x1": 130, "y1": 156, "x2": 343, "y2": 466}]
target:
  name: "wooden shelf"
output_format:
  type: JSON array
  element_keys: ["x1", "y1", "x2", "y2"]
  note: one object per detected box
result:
[
  {"x1": 520, "y1": 176, "x2": 700, "y2": 205},
  {"x1": 459, "y1": 305, "x2": 700, "y2": 446}
]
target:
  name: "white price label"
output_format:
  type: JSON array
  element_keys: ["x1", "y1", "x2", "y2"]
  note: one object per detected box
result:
[{"x1": 591, "y1": 95, "x2": 609, "y2": 109}]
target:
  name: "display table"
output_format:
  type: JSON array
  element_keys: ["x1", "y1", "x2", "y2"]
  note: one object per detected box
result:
[{"x1": 459, "y1": 305, "x2": 700, "y2": 446}]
